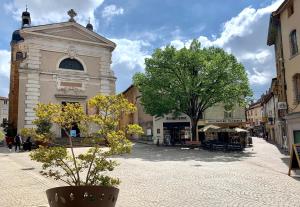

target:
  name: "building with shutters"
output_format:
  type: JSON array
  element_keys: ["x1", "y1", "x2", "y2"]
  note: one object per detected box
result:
[{"x1": 267, "y1": 0, "x2": 300, "y2": 151}]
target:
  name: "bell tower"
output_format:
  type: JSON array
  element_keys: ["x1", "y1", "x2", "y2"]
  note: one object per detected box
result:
[
  {"x1": 22, "y1": 5, "x2": 31, "y2": 28},
  {"x1": 86, "y1": 17, "x2": 93, "y2": 31}
]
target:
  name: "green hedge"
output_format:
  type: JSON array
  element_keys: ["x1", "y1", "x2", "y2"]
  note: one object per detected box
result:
[{"x1": 0, "y1": 130, "x2": 4, "y2": 141}]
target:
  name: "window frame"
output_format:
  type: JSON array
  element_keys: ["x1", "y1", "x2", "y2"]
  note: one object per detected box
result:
[
  {"x1": 224, "y1": 110, "x2": 233, "y2": 119},
  {"x1": 293, "y1": 74, "x2": 300, "y2": 103},
  {"x1": 290, "y1": 30, "x2": 299, "y2": 57},
  {"x1": 16, "y1": 52, "x2": 23, "y2": 61},
  {"x1": 57, "y1": 56, "x2": 86, "y2": 73}
]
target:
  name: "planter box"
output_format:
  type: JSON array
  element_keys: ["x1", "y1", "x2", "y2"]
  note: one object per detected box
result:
[{"x1": 46, "y1": 186, "x2": 119, "y2": 207}]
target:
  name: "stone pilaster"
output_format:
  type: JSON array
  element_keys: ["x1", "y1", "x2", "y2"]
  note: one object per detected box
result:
[
  {"x1": 99, "y1": 55, "x2": 116, "y2": 95},
  {"x1": 100, "y1": 79, "x2": 112, "y2": 95},
  {"x1": 24, "y1": 73, "x2": 40, "y2": 128}
]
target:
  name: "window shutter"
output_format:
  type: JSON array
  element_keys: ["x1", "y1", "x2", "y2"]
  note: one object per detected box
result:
[
  {"x1": 290, "y1": 30, "x2": 299, "y2": 56},
  {"x1": 297, "y1": 75, "x2": 300, "y2": 101}
]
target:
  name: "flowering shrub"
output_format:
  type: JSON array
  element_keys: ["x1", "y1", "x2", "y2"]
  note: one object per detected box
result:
[{"x1": 28, "y1": 95, "x2": 143, "y2": 186}]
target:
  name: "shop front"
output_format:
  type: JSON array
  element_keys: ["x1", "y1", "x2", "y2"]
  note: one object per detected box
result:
[
  {"x1": 153, "y1": 115, "x2": 246, "y2": 145},
  {"x1": 163, "y1": 122, "x2": 190, "y2": 145},
  {"x1": 153, "y1": 114, "x2": 191, "y2": 145}
]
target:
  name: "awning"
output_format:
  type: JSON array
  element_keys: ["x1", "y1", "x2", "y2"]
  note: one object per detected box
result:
[
  {"x1": 199, "y1": 125, "x2": 220, "y2": 132},
  {"x1": 234, "y1": 128, "x2": 248, "y2": 133}
]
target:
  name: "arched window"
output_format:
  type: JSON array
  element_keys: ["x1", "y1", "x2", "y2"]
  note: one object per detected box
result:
[
  {"x1": 16, "y1": 52, "x2": 23, "y2": 61},
  {"x1": 59, "y1": 58, "x2": 84, "y2": 71}
]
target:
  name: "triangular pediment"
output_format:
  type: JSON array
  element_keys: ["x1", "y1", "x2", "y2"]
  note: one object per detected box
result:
[
  {"x1": 38, "y1": 25, "x2": 102, "y2": 42},
  {"x1": 21, "y1": 22, "x2": 116, "y2": 49}
]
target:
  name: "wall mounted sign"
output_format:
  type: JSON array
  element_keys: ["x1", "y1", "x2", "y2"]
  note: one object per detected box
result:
[
  {"x1": 166, "y1": 116, "x2": 187, "y2": 121},
  {"x1": 278, "y1": 102, "x2": 287, "y2": 110},
  {"x1": 206, "y1": 119, "x2": 244, "y2": 124},
  {"x1": 70, "y1": 130, "x2": 77, "y2": 138}
]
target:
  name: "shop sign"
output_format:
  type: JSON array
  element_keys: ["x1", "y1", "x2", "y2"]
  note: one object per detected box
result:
[
  {"x1": 70, "y1": 130, "x2": 77, "y2": 137},
  {"x1": 147, "y1": 129, "x2": 152, "y2": 136},
  {"x1": 206, "y1": 119, "x2": 244, "y2": 124},
  {"x1": 166, "y1": 116, "x2": 187, "y2": 121},
  {"x1": 278, "y1": 102, "x2": 287, "y2": 110}
]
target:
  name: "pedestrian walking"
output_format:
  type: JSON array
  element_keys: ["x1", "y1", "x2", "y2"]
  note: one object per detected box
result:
[
  {"x1": 6, "y1": 136, "x2": 13, "y2": 152},
  {"x1": 14, "y1": 134, "x2": 22, "y2": 152}
]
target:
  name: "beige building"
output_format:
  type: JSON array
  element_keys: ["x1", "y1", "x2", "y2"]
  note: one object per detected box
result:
[
  {"x1": 121, "y1": 85, "x2": 246, "y2": 144},
  {"x1": 9, "y1": 9, "x2": 116, "y2": 137},
  {"x1": 0, "y1": 96, "x2": 9, "y2": 126},
  {"x1": 204, "y1": 103, "x2": 246, "y2": 128},
  {"x1": 259, "y1": 78, "x2": 286, "y2": 149},
  {"x1": 267, "y1": 0, "x2": 300, "y2": 151},
  {"x1": 246, "y1": 101, "x2": 263, "y2": 127}
]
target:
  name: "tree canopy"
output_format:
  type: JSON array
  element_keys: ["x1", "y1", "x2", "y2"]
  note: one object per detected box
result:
[{"x1": 133, "y1": 40, "x2": 252, "y2": 141}]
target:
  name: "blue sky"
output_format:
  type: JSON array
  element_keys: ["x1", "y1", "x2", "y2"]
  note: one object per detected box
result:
[{"x1": 0, "y1": 0, "x2": 284, "y2": 99}]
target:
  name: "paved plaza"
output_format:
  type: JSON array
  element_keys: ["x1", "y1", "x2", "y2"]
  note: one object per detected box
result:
[{"x1": 0, "y1": 138, "x2": 300, "y2": 207}]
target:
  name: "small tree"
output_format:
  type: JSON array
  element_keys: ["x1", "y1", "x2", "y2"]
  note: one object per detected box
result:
[
  {"x1": 134, "y1": 40, "x2": 252, "y2": 141},
  {"x1": 29, "y1": 95, "x2": 143, "y2": 186},
  {"x1": 20, "y1": 110, "x2": 55, "y2": 145}
]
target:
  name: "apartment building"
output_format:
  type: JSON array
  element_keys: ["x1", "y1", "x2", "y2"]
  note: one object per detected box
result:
[{"x1": 267, "y1": 0, "x2": 300, "y2": 151}]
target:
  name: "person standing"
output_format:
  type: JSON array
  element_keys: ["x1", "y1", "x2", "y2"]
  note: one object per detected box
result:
[
  {"x1": 24, "y1": 137, "x2": 32, "y2": 151},
  {"x1": 14, "y1": 134, "x2": 22, "y2": 152},
  {"x1": 6, "y1": 136, "x2": 13, "y2": 152}
]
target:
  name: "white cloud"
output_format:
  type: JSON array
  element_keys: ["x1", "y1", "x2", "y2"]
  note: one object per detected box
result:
[
  {"x1": 238, "y1": 49, "x2": 272, "y2": 64},
  {"x1": 102, "y1": 5, "x2": 124, "y2": 21},
  {"x1": 197, "y1": 0, "x2": 284, "y2": 47},
  {"x1": 170, "y1": 40, "x2": 185, "y2": 50},
  {"x1": 247, "y1": 68, "x2": 273, "y2": 85},
  {"x1": 4, "y1": 0, "x2": 104, "y2": 27},
  {"x1": 0, "y1": 50, "x2": 11, "y2": 96},
  {"x1": 0, "y1": 50, "x2": 10, "y2": 78},
  {"x1": 167, "y1": 0, "x2": 284, "y2": 87},
  {"x1": 111, "y1": 39, "x2": 150, "y2": 71}
]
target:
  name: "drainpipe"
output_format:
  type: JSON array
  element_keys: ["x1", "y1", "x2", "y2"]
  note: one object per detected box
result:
[
  {"x1": 278, "y1": 19, "x2": 289, "y2": 151},
  {"x1": 279, "y1": 22, "x2": 288, "y2": 113}
]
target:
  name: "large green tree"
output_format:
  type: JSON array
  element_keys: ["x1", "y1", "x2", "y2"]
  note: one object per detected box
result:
[{"x1": 133, "y1": 40, "x2": 252, "y2": 141}]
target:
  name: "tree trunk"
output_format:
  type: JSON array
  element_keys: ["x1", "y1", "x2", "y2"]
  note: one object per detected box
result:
[{"x1": 191, "y1": 119, "x2": 198, "y2": 141}]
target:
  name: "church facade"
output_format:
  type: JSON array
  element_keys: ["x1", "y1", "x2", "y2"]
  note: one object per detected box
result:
[{"x1": 9, "y1": 9, "x2": 116, "y2": 137}]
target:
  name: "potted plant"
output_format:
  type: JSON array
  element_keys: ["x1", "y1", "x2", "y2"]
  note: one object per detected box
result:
[{"x1": 26, "y1": 95, "x2": 143, "y2": 207}]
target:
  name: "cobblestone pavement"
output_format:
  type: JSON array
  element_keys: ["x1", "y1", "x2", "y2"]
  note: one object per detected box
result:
[{"x1": 1, "y1": 137, "x2": 300, "y2": 207}]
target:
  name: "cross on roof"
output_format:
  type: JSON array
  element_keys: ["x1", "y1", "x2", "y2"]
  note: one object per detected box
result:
[{"x1": 67, "y1": 9, "x2": 77, "y2": 22}]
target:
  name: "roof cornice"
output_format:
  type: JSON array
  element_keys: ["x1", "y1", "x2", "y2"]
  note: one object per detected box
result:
[
  {"x1": 272, "y1": 0, "x2": 291, "y2": 16},
  {"x1": 20, "y1": 22, "x2": 116, "y2": 50}
]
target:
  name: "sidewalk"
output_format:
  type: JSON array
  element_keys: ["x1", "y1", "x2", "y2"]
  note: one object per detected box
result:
[
  {"x1": 0, "y1": 138, "x2": 300, "y2": 207},
  {"x1": 0, "y1": 148, "x2": 57, "y2": 207}
]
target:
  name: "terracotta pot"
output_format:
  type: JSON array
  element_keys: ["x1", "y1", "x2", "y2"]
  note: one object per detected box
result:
[{"x1": 46, "y1": 186, "x2": 119, "y2": 207}]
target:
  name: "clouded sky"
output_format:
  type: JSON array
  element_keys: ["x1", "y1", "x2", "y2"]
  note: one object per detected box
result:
[{"x1": 0, "y1": 0, "x2": 284, "y2": 99}]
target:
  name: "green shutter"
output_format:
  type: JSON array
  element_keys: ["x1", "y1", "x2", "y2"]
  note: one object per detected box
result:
[{"x1": 294, "y1": 131, "x2": 300, "y2": 144}]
